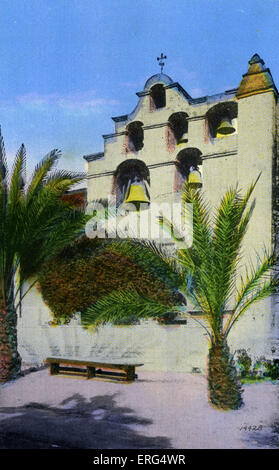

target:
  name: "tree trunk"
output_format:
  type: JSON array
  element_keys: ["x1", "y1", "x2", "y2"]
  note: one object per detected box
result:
[
  {"x1": 0, "y1": 306, "x2": 21, "y2": 382},
  {"x1": 207, "y1": 336, "x2": 243, "y2": 410}
]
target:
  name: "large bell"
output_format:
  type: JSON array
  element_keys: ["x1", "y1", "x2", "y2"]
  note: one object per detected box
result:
[
  {"x1": 216, "y1": 118, "x2": 235, "y2": 136},
  {"x1": 188, "y1": 169, "x2": 202, "y2": 188},
  {"x1": 124, "y1": 182, "x2": 150, "y2": 209}
]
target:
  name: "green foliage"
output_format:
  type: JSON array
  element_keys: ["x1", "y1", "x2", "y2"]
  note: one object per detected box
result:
[
  {"x1": 235, "y1": 349, "x2": 252, "y2": 377},
  {"x1": 82, "y1": 289, "x2": 175, "y2": 329},
  {"x1": 0, "y1": 128, "x2": 86, "y2": 381},
  {"x1": 262, "y1": 359, "x2": 279, "y2": 380},
  {"x1": 174, "y1": 181, "x2": 277, "y2": 340},
  {"x1": 38, "y1": 237, "x2": 179, "y2": 325},
  {"x1": 234, "y1": 350, "x2": 279, "y2": 382},
  {"x1": 0, "y1": 130, "x2": 86, "y2": 306},
  {"x1": 109, "y1": 239, "x2": 185, "y2": 292}
]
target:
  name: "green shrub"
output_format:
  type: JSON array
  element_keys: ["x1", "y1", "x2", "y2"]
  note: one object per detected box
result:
[
  {"x1": 235, "y1": 352, "x2": 279, "y2": 382},
  {"x1": 38, "y1": 237, "x2": 178, "y2": 325},
  {"x1": 235, "y1": 349, "x2": 252, "y2": 377},
  {"x1": 263, "y1": 359, "x2": 279, "y2": 380}
]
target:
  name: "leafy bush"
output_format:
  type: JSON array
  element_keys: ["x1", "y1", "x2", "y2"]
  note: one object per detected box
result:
[
  {"x1": 262, "y1": 359, "x2": 279, "y2": 380},
  {"x1": 235, "y1": 349, "x2": 252, "y2": 377},
  {"x1": 235, "y1": 349, "x2": 279, "y2": 381},
  {"x1": 252, "y1": 359, "x2": 267, "y2": 378},
  {"x1": 38, "y1": 237, "x2": 178, "y2": 325}
]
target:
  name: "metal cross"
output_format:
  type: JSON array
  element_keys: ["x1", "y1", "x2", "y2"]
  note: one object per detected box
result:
[{"x1": 157, "y1": 53, "x2": 167, "y2": 73}]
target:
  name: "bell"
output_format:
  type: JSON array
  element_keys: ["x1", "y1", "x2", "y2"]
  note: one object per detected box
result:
[
  {"x1": 177, "y1": 137, "x2": 188, "y2": 145},
  {"x1": 216, "y1": 118, "x2": 235, "y2": 135},
  {"x1": 124, "y1": 182, "x2": 150, "y2": 208},
  {"x1": 188, "y1": 169, "x2": 202, "y2": 188}
]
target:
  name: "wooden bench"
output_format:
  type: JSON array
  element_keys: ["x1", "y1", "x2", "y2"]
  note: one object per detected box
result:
[{"x1": 45, "y1": 357, "x2": 143, "y2": 382}]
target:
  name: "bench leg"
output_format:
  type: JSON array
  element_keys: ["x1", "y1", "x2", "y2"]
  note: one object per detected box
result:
[
  {"x1": 125, "y1": 366, "x2": 136, "y2": 381},
  {"x1": 50, "y1": 363, "x2": 59, "y2": 375},
  {"x1": 87, "y1": 366, "x2": 96, "y2": 379}
]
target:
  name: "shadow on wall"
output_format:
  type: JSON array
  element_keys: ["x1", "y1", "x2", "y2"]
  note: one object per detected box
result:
[{"x1": 0, "y1": 393, "x2": 171, "y2": 449}]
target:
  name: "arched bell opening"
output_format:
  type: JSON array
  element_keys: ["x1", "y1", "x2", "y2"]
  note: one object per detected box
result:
[
  {"x1": 113, "y1": 159, "x2": 150, "y2": 209},
  {"x1": 168, "y1": 112, "x2": 188, "y2": 144},
  {"x1": 206, "y1": 102, "x2": 238, "y2": 139},
  {"x1": 150, "y1": 84, "x2": 166, "y2": 110},
  {"x1": 166, "y1": 112, "x2": 189, "y2": 152},
  {"x1": 124, "y1": 121, "x2": 144, "y2": 153},
  {"x1": 174, "y1": 148, "x2": 202, "y2": 191}
]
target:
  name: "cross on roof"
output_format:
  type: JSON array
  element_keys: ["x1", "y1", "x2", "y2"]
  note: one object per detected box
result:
[{"x1": 157, "y1": 53, "x2": 167, "y2": 73}]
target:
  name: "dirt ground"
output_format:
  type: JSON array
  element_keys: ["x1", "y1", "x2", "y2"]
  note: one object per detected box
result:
[{"x1": 0, "y1": 367, "x2": 278, "y2": 449}]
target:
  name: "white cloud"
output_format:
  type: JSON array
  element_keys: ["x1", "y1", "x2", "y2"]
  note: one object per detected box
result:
[
  {"x1": 122, "y1": 78, "x2": 146, "y2": 89},
  {"x1": 169, "y1": 58, "x2": 199, "y2": 82},
  {"x1": 15, "y1": 90, "x2": 120, "y2": 114}
]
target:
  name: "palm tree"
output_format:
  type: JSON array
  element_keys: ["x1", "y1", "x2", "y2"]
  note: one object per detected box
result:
[
  {"x1": 82, "y1": 181, "x2": 277, "y2": 410},
  {"x1": 0, "y1": 129, "x2": 87, "y2": 382}
]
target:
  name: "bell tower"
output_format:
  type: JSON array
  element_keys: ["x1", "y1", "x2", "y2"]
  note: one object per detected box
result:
[
  {"x1": 232, "y1": 54, "x2": 278, "y2": 357},
  {"x1": 236, "y1": 53, "x2": 278, "y2": 256}
]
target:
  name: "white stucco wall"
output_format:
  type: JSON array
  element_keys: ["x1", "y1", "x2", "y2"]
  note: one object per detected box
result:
[{"x1": 18, "y1": 282, "x2": 278, "y2": 374}]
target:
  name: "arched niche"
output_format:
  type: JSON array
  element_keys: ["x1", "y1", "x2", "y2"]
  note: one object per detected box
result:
[
  {"x1": 112, "y1": 159, "x2": 150, "y2": 207},
  {"x1": 206, "y1": 101, "x2": 238, "y2": 139},
  {"x1": 166, "y1": 112, "x2": 189, "y2": 152},
  {"x1": 150, "y1": 84, "x2": 166, "y2": 110},
  {"x1": 174, "y1": 148, "x2": 202, "y2": 191},
  {"x1": 124, "y1": 121, "x2": 144, "y2": 153}
]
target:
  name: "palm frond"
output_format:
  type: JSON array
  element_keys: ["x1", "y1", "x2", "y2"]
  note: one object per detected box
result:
[
  {"x1": 157, "y1": 213, "x2": 190, "y2": 249},
  {"x1": 25, "y1": 149, "x2": 61, "y2": 202},
  {"x1": 224, "y1": 276, "x2": 277, "y2": 338},
  {"x1": 157, "y1": 184, "x2": 220, "y2": 326},
  {"x1": 181, "y1": 184, "x2": 220, "y2": 320},
  {"x1": 223, "y1": 250, "x2": 277, "y2": 336},
  {"x1": 192, "y1": 180, "x2": 257, "y2": 327},
  {"x1": 18, "y1": 196, "x2": 87, "y2": 280},
  {"x1": 0, "y1": 126, "x2": 7, "y2": 182},
  {"x1": 43, "y1": 169, "x2": 86, "y2": 196},
  {"x1": 82, "y1": 289, "x2": 174, "y2": 329},
  {"x1": 8, "y1": 144, "x2": 26, "y2": 201},
  {"x1": 109, "y1": 239, "x2": 184, "y2": 291},
  {"x1": 2, "y1": 145, "x2": 27, "y2": 283},
  {"x1": 159, "y1": 183, "x2": 213, "y2": 278},
  {"x1": 0, "y1": 133, "x2": 87, "y2": 318},
  {"x1": 182, "y1": 185, "x2": 212, "y2": 255},
  {"x1": 211, "y1": 188, "x2": 243, "y2": 312}
]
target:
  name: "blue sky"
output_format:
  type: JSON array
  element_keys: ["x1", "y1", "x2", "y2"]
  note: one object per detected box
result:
[{"x1": 0, "y1": 0, "x2": 279, "y2": 173}]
